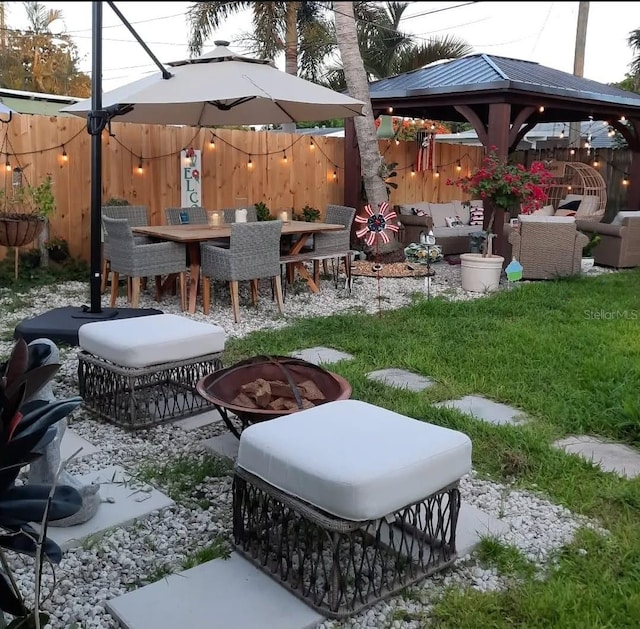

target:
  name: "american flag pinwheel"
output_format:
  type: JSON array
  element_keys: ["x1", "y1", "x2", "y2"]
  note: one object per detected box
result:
[{"x1": 354, "y1": 202, "x2": 399, "y2": 247}]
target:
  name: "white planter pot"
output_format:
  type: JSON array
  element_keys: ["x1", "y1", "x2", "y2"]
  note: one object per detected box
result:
[
  {"x1": 460, "y1": 253, "x2": 505, "y2": 293},
  {"x1": 581, "y1": 257, "x2": 595, "y2": 272}
]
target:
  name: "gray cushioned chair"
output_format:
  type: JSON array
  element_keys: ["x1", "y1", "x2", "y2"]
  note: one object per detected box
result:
[
  {"x1": 200, "y1": 220, "x2": 284, "y2": 323},
  {"x1": 165, "y1": 206, "x2": 208, "y2": 225},
  {"x1": 103, "y1": 216, "x2": 188, "y2": 310},
  {"x1": 312, "y1": 204, "x2": 356, "y2": 285}
]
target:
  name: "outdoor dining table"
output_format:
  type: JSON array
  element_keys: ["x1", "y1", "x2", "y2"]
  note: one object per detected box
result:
[{"x1": 132, "y1": 220, "x2": 346, "y2": 314}]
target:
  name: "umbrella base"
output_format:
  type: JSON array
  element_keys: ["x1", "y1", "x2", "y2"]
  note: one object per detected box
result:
[{"x1": 14, "y1": 306, "x2": 163, "y2": 346}]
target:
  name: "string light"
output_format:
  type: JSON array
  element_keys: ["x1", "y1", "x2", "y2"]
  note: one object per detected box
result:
[
  {"x1": 434, "y1": 169, "x2": 440, "y2": 178},
  {"x1": 248, "y1": 155, "x2": 253, "y2": 168},
  {"x1": 395, "y1": 139, "x2": 400, "y2": 146},
  {"x1": 593, "y1": 153, "x2": 600, "y2": 167},
  {"x1": 5, "y1": 157, "x2": 10, "y2": 172},
  {"x1": 282, "y1": 150, "x2": 287, "y2": 163},
  {"x1": 61, "y1": 145, "x2": 68, "y2": 162},
  {"x1": 430, "y1": 122, "x2": 436, "y2": 131},
  {"x1": 332, "y1": 170, "x2": 337, "y2": 180},
  {"x1": 623, "y1": 173, "x2": 630, "y2": 186},
  {"x1": 456, "y1": 160, "x2": 462, "y2": 172},
  {"x1": 137, "y1": 157, "x2": 143, "y2": 174},
  {"x1": 310, "y1": 139, "x2": 315, "y2": 150},
  {"x1": 411, "y1": 164, "x2": 415, "y2": 176},
  {"x1": 387, "y1": 106, "x2": 393, "y2": 114},
  {"x1": 569, "y1": 148, "x2": 576, "y2": 155},
  {"x1": 538, "y1": 105, "x2": 545, "y2": 113},
  {"x1": 560, "y1": 125, "x2": 566, "y2": 139},
  {"x1": 209, "y1": 134, "x2": 215, "y2": 148},
  {"x1": 620, "y1": 115, "x2": 626, "y2": 122}
]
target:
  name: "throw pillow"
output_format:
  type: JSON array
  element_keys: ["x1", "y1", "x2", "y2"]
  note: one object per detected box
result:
[
  {"x1": 557, "y1": 200, "x2": 581, "y2": 211},
  {"x1": 445, "y1": 215, "x2": 464, "y2": 227},
  {"x1": 469, "y1": 207, "x2": 484, "y2": 226},
  {"x1": 412, "y1": 207, "x2": 427, "y2": 217}
]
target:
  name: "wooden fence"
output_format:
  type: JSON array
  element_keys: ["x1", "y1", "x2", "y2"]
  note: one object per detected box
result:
[{"x1": 0, "y1": 114, "x2": 485, "y2": 262}]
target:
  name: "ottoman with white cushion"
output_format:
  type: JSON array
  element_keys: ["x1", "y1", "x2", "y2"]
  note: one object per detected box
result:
[
  {"x1": 232, "y1": 399, "x2": 472, "y2": 618},
  {"x1": 77, "y1": 314, "x2": 225, "y2": 429}
]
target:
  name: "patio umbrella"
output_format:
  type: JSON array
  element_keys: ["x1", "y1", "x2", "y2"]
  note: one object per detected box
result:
[{"x1": 61, "y1": 41, "x2": 365, "y2": 126}]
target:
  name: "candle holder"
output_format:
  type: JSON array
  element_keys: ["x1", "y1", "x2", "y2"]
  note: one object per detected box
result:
[
  {"x1": 279, "y1": 210, "x2": 290, "y2": 223},
  {"x1": 209, "y1": 211, "x2": 222, "y2": 227}
]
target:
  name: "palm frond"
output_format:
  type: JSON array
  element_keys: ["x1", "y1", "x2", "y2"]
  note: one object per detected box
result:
[{"x1": 186, "y1": 1, "x2": 252, "y2": 56}]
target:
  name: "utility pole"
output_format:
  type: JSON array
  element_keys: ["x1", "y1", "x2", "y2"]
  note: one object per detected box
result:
[{"x1": 569, "y1": 2, "x2": 590, "y2": 149}]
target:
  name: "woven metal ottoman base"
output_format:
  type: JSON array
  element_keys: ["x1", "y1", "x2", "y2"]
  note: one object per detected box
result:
[
  {"x1": 78, "y1": 350, "x2": 223, "y2": 430},
  {"x1": 232, "y1": 466, "x2": 461, "y2": 619}
]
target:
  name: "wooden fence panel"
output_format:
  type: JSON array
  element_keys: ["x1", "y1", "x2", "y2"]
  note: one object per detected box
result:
[{"x1": 10, "y1": 113, "x2": 635, "y2": 264}]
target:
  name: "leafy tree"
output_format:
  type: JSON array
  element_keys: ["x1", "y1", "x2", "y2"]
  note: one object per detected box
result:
[
  {"x1": 0, "y1": 2, "x2": 90, "y2": 97},
  {"x1": 628, "y1": 27, "x2": 640, "y2": 92}
]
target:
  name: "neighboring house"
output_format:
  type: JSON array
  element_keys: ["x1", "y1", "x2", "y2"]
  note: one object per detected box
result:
[
  {"x1": 436, "y1": 120, "x2": 616, "y2": 150},
  {"x1": 0, "y1": 87, "x2": 82, "y2": 117}
]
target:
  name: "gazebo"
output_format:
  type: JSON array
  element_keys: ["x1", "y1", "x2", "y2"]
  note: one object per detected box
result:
[{"x1": 344, "y1": 53, "x2": 640, "y2": 253}]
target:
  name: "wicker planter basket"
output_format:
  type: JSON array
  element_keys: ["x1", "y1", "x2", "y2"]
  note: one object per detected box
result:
[{"x1": 0, "y1": 213, "x2": 45, "y2": 248}]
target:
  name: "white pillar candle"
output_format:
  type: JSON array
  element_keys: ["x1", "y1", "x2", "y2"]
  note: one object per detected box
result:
[
  {"x1": 210, "y1": 212, "x2": 221, "y2": 226},
  {"x1": 235, "y1": 208, "x2": 247, "y2": 223},
  {"x1": 280, "y1": 210, "x2": 289, "y2": 222}
]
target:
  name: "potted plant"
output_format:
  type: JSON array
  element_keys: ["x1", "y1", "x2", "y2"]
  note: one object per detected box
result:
[
  {"x1": 581, "y1": 232, "x2": 601, "y2": 272},
  {"x1": 447, "y1": 150, "x2": 553, "y2": 292},
  {"x1": 45, "y1": 235, "x2": 70, "y2": 263}
]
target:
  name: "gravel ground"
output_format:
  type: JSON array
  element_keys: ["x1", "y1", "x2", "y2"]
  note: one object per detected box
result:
[{"x1": 0, "y1": 263, "x2": 612, "y2": 629}]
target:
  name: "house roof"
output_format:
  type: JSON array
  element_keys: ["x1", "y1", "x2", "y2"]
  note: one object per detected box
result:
[
  {"x1": 369, "y1": 54, "x2": 640, "y2": 123},
  {"x1": 0, "y1": 87, "x2": 82, "y2": 117}
]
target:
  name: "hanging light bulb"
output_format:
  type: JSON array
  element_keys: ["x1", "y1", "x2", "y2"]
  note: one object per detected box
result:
[
  {"x1": 434, "y1": 169, "x2": 440, "y2": 178},
  {"x1": 209, "y1": 134, "x2": 215, "y2": 148},
  {"x1": 248, "y1": 155, "x2": 253, "y2": 168},
  {"x1": 387, "y1": 106, "x2": 393, "y2": 114},
  {"x1": 282, "y1": 150, "x2": 288, "y2": 163},
  {"x1": 61, "y1": 145, "x2": 68, "y2": 162},
  {"x1": 310, "y1": 139, "x2": 315, "y2": 150},
  {"x1": 569, "y1": 148, "x2": 576, "y2": 156},
  {"x1": 332, "y1": 170, "x2": 337, "y2": 180},
  {"x1": 620, "y1": 115, "x2": 626, "y2": 122},
  {"x1": 593, "y1": 153, "x2": 600, "y2": 167},
  {"x1": 623, "y1": 173, "x2": 630, "y2": 186},
  {"x1": 538, "y1": 105, "x2": 545, "y2": 113},
  {"x1": 137, "y1": 157, "x2": 143, "y2": 174},
  {"x1": 456, "y1": 160, "x2": 462, "y2": 172},
  {"x1": 5, "y1": 157, "x2": 10, "y2": 172},
  {"x1": 559, "y1": 128, "x2": 565, "y2": 139},
  {"x1": 430, "y1": 122, "x2": 436, "y2": 131},
  {"x1": 411, "y1": 164, "x2": 415, "y2": 176},
  {"x1": 395, "y1": 138, "x2": 400, "y2": 146}
]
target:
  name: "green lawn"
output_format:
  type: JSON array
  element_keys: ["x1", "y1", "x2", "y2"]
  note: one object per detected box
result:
[{"x1": 223, "y1": 269, "x2": 640, "y2": 628}]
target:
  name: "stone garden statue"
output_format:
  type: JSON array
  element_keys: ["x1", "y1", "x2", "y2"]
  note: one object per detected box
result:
[{"x1": 25, "y1": 338, "x2": 101, "y2": 527}]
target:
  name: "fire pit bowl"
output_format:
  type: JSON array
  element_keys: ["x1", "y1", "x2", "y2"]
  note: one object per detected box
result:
[{"x1": 196, "y1": 355, "x2": 352, "y2": 438}]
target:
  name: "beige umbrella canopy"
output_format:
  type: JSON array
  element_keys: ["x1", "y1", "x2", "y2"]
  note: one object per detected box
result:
[{"x1": 61, "y1": 41, "x2": 365, "y2": 126}]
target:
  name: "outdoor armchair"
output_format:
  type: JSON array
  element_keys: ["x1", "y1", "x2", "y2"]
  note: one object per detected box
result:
[
  {"x1": 165, "y1": 207, "x2": 208, "y2": 225},
  {"x1": 508, "y1": 217, "x2": 587, "y2": 279},
  {"x1": 200, "y1": 220, "x2": 284, "y2": 323},
  {"x1": 312, "y1": 204, "x2": 356, "y2": 283},
  {"x1": 103, "y1": 216, "x2": 188, "y2": 310},
  {"x1": 576, "y1": 212, "x2": 640, "y2": 268}
]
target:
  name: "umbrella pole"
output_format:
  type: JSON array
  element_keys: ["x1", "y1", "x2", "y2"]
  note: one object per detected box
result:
[{"x1": 89, "y1": 1, "x2": 104, "y2": 313}]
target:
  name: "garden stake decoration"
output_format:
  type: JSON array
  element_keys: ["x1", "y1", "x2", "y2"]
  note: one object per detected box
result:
[{"x1": 355, "y1": 202, "x2": 399, "y2": 316}]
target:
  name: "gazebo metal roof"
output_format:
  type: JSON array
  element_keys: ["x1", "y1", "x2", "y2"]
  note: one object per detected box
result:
[{"x1": 368, "y1": 54, "x2": 640, "y2": 123}]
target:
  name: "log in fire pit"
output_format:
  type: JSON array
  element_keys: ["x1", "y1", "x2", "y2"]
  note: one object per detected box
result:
[{"x1": 196, "y1": 355, "x2": 352, "y2": 438}]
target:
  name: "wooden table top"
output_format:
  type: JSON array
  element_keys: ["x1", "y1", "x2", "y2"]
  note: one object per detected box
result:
[{"x1": 132, "y1": 220, "x2": 345, "y2": 243}]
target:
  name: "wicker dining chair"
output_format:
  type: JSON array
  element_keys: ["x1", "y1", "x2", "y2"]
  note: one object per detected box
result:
[
  {"x1": 165, "y1": 206, "x2": 208, "y2": 225},
  {"x1": 312, "y1": 204, "x2": 356, "y2": 285},
  {"x1": 101, "y1": 205, "x2": 150, "y2": 293},
  {"x1": 103, "y1": 216, "x2": 188, "y2": 310},
  {"x1": 200, "y1": 220, "x2": 284, "y2": 323}
]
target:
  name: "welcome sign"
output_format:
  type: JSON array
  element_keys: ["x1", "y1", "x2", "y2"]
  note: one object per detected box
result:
[{"x1": 181, "y1": 148, "x2": 201, "y2": 207}]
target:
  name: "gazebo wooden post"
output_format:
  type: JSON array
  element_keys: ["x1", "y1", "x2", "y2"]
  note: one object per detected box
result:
[
  {"x1": 486, "y1": 103, "x2": 512, "y2": 261},
  {"x1": 344, "y1": 116, "x2": 361, "y2": 243},
  {"x1": 610, "y1": 118, "x2": 640, "y2": 209}
]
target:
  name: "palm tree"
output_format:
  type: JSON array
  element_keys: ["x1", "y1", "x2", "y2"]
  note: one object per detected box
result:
[
  {"x1": 628, "y1": 28, "x2": 640, "y2": 91},
  {"x1": 186, "y1": 2, "x2": 334, "y2": 82},
  {"x1": 325, "y1": 1, "x2": 471, "y2": 89},
  {"x1": 334, "y1": 2, "x2": 388, "y2": 221}
]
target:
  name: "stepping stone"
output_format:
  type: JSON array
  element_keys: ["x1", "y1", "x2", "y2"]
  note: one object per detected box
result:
[
  {"x1": 201, "y1": 433, "x2": 239, "y2": 462},
  {"x1": 174, "y1": 408, "x2": 224, "y2": 431},
  {"x1": 106, "y1": 552, "x2": 324, "y2": 629},
  {"x1": 553, "y1": 435, "x2": 640, "y2": 479},
  {"x1": 433, "y1": 395, "x2": 528, "y2": 426},
  {"x1": 366, "y1": 368, "x2": 435, "y2": 392},
  {"x1": 39, "y1": 465, "x2": 173, "y2": 551},
  {"x1": 290, "y1": 346, "x2": 354, "y2": 365},
  {"x1": 60, "y1": 429, "x2": 100, "y2": 460},
  {"x1": 456, "y1": 502, "x2": 510, "y2": 556}
]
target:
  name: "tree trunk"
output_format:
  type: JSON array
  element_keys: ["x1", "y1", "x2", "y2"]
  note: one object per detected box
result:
[
  {"x1": 281, "y1": 2, "x2": 299, "y2": 134},
  {"x1": 333, "y1": 2, "x2": 387, "y2": 211},
  {"x1": 334, "y1": 2, "x2": 396, "y2": 255}
]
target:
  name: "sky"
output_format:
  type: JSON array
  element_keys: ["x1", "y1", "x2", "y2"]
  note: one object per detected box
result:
[{"x1": 5, "y1": 1, "x2": 640, "y2": 93}]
